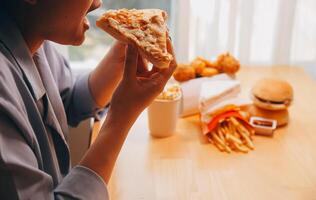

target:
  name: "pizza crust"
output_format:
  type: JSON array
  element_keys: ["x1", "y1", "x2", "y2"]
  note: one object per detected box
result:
[{"x1": 96, "y1": 9, "x2": 173, "y2": 68}]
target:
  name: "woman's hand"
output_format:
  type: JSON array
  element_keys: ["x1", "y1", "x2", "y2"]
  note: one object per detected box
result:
[
  {"x1": 109, "y1": 38, "x2": 177, "y2": 120},
  {"x1": 81, "y1": 39, "x2": 176, "y2": 183},
  {"x1": 89, "y1": 41, "x2": 127, "y2": 107}
]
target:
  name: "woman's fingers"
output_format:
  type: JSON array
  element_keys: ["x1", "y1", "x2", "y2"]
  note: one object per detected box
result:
[
  {"x1": 167, "y1": 37, "x2": 177, "y2": 71},
  {"x1": 136, "y1": 55, "x2": 149, "y2": 76},
  {"x1": 154, "y1": 38, "x2": 177, "y2": 82},
  {"x1": 108, "y1": 41, "x2": 127, "y2": 58},
  {"x1": 124, "y1": 44, "x2": 139, "y2": 80},
  {"x1": 124, "y1": 37, "x2": 176, "y2": 84},
  {"x1": 151, "y1": 66, "x2": 161, "y2": 74}
]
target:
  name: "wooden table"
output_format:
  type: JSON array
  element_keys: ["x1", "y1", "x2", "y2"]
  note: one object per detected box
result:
[{"x1": 91, "y1": 67, "x2": 316, "y2": 200}]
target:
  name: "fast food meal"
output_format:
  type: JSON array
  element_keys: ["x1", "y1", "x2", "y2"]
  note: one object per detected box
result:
[
  {"x1": 251, "y1": 78, "x2": 293, "y2": 111},
  {"x1": 215, "y1": 52, "x2": 240, "y2": 74},
  {"x1": 199, "y1": 80, "x2": 241, "y2": 111},
  {"x1": 173, "y1": 53, "x2": 240, "y2": 82},
  {"x1": 245, "y1": 105, "x2": 289, "y2": 127},
  {"x1": 249, "y1": 78, "x2": 293, "y2": 127},
  {"x1": 191, "y1": 57, "x2": 206, "y2": 75},
  {"x1": 203, "y1": 105, "x2": 255, "y2": 153},
  {"x1": 156, "y1": 83, "x2": 181, "y2": 101},
  {"x1": 201, "y1": 102, "x2": 255, "y2": 153},
  {"x1": 196, "y1": 56, "x2": 220, "y2": 70},
  {"x1": 148, "y1": 83, "x2": 182, "y2": 138},
  {"x1": 249, "y1": 117, "x2": 277, "y2": 137},
  {"x1": 96, "y1": 8, "x2": 173, "y2": 69},
  {"x1": 200, "y1": 68, "x2": 219, "y2": 77},
  {"x1": 173, "y1": 64, "x2": 196, "y2": 82}
]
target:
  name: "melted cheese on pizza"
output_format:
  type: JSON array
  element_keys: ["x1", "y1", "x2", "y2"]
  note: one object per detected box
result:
[{"x1": 102, "y1": 9, "x2": 172, "y2": 62}]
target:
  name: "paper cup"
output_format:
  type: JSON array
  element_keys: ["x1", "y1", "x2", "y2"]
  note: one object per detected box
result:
[{"x1": 147, "y1": 95, "x2": 181, "y2": 138}]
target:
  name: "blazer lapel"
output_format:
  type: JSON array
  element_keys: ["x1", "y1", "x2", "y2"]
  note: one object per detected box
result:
[
  {"x1": 33, "y1": 48, "x2": 69, "y2": 141},
  {"x1": 34, "y1": 48, "x2": 71, "y2": 174}
]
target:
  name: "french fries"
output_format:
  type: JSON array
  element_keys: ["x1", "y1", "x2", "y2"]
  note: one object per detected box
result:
[{"x1": 207, "y1": 117, "x2": 254, "y2": 153}]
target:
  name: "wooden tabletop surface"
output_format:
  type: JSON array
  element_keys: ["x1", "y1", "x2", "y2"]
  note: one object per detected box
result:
[{"x1": 91, "y1": 67, "x2": 316, "y2": 200}]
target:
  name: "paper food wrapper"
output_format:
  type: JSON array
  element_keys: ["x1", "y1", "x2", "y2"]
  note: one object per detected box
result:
[
  {"x1": 199, "y1": 80, "x2": 241, "y2": 112},
  {"x1": 180, "y1": 74, "x2": 234, "y2": 117},
  {"x1": 200, "y1": 97, "x2": 252, "y2": 125}
]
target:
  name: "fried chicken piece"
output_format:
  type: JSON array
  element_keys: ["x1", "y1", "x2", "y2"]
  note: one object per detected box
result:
[
  {"x1": 196, "y1": 57, "x2": 220, "y2": 70},
  {"x1": 191, "y1": 58, "x2": 206, "y2": 75},
  {"x1": 200, "y1": 68, "x2": 219, "y2": 77},
  {"x1": 173, "y1": 64, "x2": 196, "y2": 82},
  {"x1": 216, "y1": 52, "x2": 240, "y2": 74}
]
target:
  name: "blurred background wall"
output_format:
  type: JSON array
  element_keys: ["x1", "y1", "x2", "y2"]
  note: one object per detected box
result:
[{"x1": 172, "y1": 0, "x2": 316, "y2": 78}]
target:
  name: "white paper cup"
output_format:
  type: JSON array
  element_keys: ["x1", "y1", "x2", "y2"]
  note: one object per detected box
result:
[{"x1": 147, "y1": 95, "x2": 181, "y2": 138}]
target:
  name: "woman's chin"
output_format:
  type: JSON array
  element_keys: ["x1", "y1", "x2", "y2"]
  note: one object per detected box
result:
[
  {"x1": 50, "y1": 34, "x2": 85, "y2": 46},
  {"x1": 48, "y1": 27, "x2": 87, "y2": 46},
  {"x1": 72, "y1": 36, "x2": 85, "y2": 46},
  {"x1": 68, "y1": 32, "x2": 86, "y2": 46}
]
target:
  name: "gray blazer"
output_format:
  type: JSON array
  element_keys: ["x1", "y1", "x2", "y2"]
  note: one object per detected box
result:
[{"x1": 0, "y1": 9, "x2": 109, "y2": 200}]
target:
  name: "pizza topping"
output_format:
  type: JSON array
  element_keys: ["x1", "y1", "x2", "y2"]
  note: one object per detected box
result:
[
  {"x1": 97, "y1": 9, "x2": 173, "y2": 64},
  {"x1": 130, "y1": 29, "x2": 145, "y2": 40}
]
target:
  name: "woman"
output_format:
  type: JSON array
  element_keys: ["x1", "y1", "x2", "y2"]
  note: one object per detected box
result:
[{"x1": 0, "y1": 0, "x2": 176, "y2": 199}]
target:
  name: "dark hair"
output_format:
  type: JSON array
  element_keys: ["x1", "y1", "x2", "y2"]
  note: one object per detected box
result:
[
  {"x1": 1, "y1": 0, "x2": 19, "y2": 9},
  {"x1": 1, "y1": 0, "x2": 10, "y2": 10},
  {"x1": 1, "y1": 0, "x2": 21, "y2": 14}
]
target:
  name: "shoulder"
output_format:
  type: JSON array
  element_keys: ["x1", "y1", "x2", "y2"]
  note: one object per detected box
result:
[
  {"x1": 0, "y1": 42, "x2": 28, "y2": 114},
  {"x1": 0, "y1": 43, "x2": 21, "y2": 89},
  {"x1": 0, "y1": 42, "x2": 16, "y2": 71},
  {"x1": 0, "y1": 43, "x2": 37, "y2": 146}
]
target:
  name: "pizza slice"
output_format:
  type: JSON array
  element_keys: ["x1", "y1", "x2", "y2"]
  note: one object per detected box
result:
[{"x1": 96, "y1": 8, "x2": 173, "y2": 69}]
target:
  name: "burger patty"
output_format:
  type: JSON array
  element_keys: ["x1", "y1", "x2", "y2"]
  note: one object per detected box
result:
[{"x1": 254, "y1": 95, "x2": 289, "y2": 105}]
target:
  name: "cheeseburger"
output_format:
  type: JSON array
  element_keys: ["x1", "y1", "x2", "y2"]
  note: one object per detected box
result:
[{"x1": 251, "y1": 78, "x2": 293, "y2": 111}]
